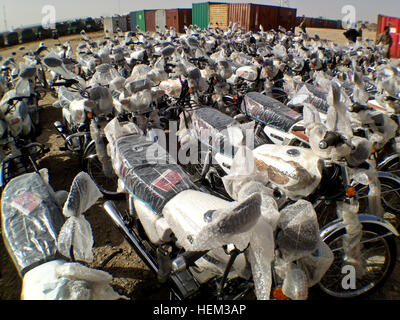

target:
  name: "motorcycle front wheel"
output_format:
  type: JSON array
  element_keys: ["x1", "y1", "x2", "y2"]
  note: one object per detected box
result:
[{"x1": 317, "y1": 223, "x2": 397, "y2": 298}]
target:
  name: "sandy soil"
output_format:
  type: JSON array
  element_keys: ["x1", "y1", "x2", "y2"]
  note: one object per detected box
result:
[{"x1": 0, "y1": 28, "x2": 399, "y2": 301}]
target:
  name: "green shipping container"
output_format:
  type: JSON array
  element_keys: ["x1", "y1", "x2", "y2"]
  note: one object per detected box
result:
[
  {"x1": 136, "y1": 10, "x2": 146, "y2": 31},
  {"x1": 192, "y1": 2, "x2": 210, "y2": 29}
]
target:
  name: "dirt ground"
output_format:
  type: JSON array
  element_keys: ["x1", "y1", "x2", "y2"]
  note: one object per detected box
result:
[{"x1": 0, "y1": 28, "x2": 399, "y2": 300}]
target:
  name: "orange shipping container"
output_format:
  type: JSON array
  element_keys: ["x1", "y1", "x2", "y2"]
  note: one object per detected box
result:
[
  {"x1": 377, "y1": 14, "x2": 400, "y2": 58},
  {"x1": 209, "y1": 3, "x2": 229, "y2": 29},
  {"x1": 166, "y1": 8, "x2": 192, "y2": 33},
  {"x1": 145, "y1": 10, "x2": 156, "y2": 32}
]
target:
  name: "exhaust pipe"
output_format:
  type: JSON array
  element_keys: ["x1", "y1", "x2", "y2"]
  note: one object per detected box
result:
[
  {"x1": 53, "y1": 121, "x2": 69, "y2": 140},
  {"x1": 103, "y1": 200, "x2": 159, "y2": 273},
  {"x1": 103, "y1": 200, "x2": 201, "y2": 299}
]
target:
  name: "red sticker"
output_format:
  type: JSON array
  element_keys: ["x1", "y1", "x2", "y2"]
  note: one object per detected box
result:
[
  {"x1": 152, "y1": 169, "x2": 183, "y2": 192},
  {"x1": 11, "y1": 192, "x2": 42, "y2": 215}
]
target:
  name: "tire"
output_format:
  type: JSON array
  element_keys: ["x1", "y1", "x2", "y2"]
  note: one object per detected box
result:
[
  {"x1": 315, "y1": 223, "x2": 397, "y2": 299},
  {"x1": 83, "y1": 141, "x2": 124, "y2": 200},
  {"x1": 357, "y1": 176, "x2": 400, "y2": 217},
  {"x1": 379, "y1": 156, "x2": 400, "y2": 178}
]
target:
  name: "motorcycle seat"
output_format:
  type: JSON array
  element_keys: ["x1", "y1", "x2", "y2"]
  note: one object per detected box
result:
[
  {"x1": 114, "y1": 134, "x2": 195, "y2": 214},
  {"x1": 1, "y1": 172, "x2": 65, "y2": 277},
  {"x1": 58, "y1": 88, "x2": 84, "y2": 108},
  {"x1": 190, "y1": 107, "x2": 239, "y2": 155},
  {"x1": 242, "y1": 92, "x2": 302, "y2": 132}
]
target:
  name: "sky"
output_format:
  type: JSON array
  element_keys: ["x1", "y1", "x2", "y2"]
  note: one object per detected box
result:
[{"x1": 0, "y1": 0, "x2": 399, "y2": 32}]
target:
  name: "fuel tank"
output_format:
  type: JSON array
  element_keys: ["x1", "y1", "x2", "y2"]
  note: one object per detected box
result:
[{"x1": 253, "y1": 144, "x2": 323, "y2": 199}]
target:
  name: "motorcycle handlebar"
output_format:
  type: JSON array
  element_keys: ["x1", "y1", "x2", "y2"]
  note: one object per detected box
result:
[
  {"x1": 319, "y1": 131, "x2": 355, "y2": 150},
  {"x1": 319, "y1": 131, "x2": 343, "y2": 149},
  {"x1": 348, "y1": 102, "x2": 370, "y2": 113}
]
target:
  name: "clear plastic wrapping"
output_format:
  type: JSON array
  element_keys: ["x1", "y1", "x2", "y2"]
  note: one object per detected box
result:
[
  {"x1": 336, "y1": 199, "x2": 365, "y2": 278},
  {"x1": 21, "y1": 260, "x2": 125, "y2": 300},
  {"x1": 276, "y1": 200, "x2": 320, "y2": 262},
  {"x1": 246, "y1": 218, "x2": 275, "y2": 300},
  {"x1": 241, "y1": 92, "x2": 302, "y2": 132},
  {"x1": 105, "y1": 120, "x2": 195, "y2": 213},
  {"x1": 89, "y1": 120, "x2": 114, "y2": 178},
  {"x1": 288, "y1": 83, "x2": 330, "y2": 114},
  {"x1": 181, "y1": 107, "x2": 239, "y2": 156},
  {"x1": 1, "y1": 172, "x2": 65, "y2": 276},
  {"x1": 62, "y1": 172, "x2": 102, "y2": 218},
  {"x1": 58, "y1": 172, "x2": 102, "y2": 263}
]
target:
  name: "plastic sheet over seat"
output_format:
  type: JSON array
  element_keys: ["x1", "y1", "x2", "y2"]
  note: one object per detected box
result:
[
  {"x1": 114, "y1": 134, "x2": 195, "y2": 213},
  {"x1": 1, "y1": 172, "x2": 65, "y2": 276},
  {"x1": 241, "y1": 92, "x2": 302, "y2": 132}
]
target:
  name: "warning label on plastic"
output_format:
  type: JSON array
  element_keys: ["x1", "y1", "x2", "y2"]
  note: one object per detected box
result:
[{"x1": 152, "y1": 169, "x2": 183, "y2": 192}]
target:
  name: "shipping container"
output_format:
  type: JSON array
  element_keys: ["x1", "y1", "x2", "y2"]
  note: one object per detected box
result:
[
  {"x1": 209, "y1": 3, "x2": 229, "y2": 29},
  {"x1": 5, "y1": 32, "x2": 19, "y2": 46},
  {"x1": 228, "y1": 3, "x2": 253, "y2": 31},
  {"x1": 155, "y1": 10, "x2": 166, "y2": 32},
  {"x1": 130, "y1": 11, "x2": 137, "y2": 32},
  {"x1": 103, "y1": 16, "x2": 128, "y2": 33},
  {"x1": 229, "y1": 3, "x2": 277, "y2": 32},
  {"x1": 165, "y1": 8, "x2": 192, "y2": 33},
  {"x1": 19, "y1": 28, "x2": 36, "y2": 43},
  {"x1": 254, "y1": 5, "x2": 279, "y2": 32},
  {"x1": 56, "y1": 22, "x2": 68, "y2": 36},
  {"x1": 36, "y1": 26, "x2": 52, "y2": 39},
  {"x1": 277, "y1": 7, "x2": 297, "y2": 31},
  {"x1": 136, "y1": 10, "x2": 146, "y2": 31},
  {"x1": 145, "y1": 10, "x2": 156, "y2": 32},
  {"x1": 192, "y1": 2, "x2": 210, "y2": 29},
  {"x1": 0, "y1": 33, "x2": 4, "y2": 47},
  {"x1": 377, "y1": 14, "x2": 400, "y2": 58}
]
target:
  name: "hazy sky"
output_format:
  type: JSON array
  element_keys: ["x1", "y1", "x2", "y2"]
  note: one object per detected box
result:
[{"x1": 0, "y1": 0, "x2": 399, "y2": 31}]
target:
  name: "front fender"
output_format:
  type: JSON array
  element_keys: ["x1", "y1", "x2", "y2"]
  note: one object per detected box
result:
[
  {"x1": 377, "y1": 153, "x2": 400, "y2": 171},
  {"x1": 320, "y1": 214, "x2": 399, "y2": 241}
]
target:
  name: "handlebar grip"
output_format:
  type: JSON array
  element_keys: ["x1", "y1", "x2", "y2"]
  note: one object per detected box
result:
[
  {"x1": 319, "y1": 131, "x2": 340, "y2": 149},
  {"x1": 348, "y1": 102, "x2": 369, "y2": 113}
]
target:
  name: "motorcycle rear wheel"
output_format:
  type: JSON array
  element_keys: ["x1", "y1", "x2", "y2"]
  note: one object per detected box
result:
[
  {"x1": 316, "y1": 223, "x2": 397, "y2": 298},
  {"x1": 357, "y1": 176, "x2": 400, "y2": 217},
  {"x1": 83, "y1": 142, "x2": 124, "y2": 200}
]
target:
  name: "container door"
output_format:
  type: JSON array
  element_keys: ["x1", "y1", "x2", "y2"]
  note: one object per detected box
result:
[
  {"x1": 136, "y1": 10, "x2": 146, "y2": 32},
  {"x1": 155, "y1": 10, "x2": 166, "y2": 32},
  {"x1": 145, "y1": 10, "x2": 156, "y2": 32},
  {"x1": 130, "y1": 11, "x2": 137, "y2": 31},
  {"x1": 209, "y1": 3, "x2": 229, "y2": 29},
  {"x1": 192, "y1": 2, "x2": 209, "y2": 30},
  {"x1": 228, "y1": 3, "x2": 252, "y2": 32}
]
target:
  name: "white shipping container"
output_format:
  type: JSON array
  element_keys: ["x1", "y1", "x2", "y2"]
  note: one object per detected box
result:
[{"x1": 155, "y1": 10, "x2": 166, "y2": 32}]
